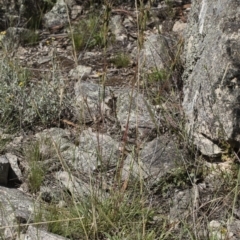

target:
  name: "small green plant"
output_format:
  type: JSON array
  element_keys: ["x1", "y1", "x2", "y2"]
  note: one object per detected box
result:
[
  {"x1": 153, "y1": 162, "x2": 205, "y2": 196},
  {"x1": 111, "y1": 52, "x2": 130, "y2": 68},
  {"x1": 144, "y1": 68, "x2": 170, "y2": 104},
  {"x1": 25, "y1": 141, "x2": 46, "y2": 193},
  {"x1": 147, "y1": 68, "x2": 168, "y2": 83}
]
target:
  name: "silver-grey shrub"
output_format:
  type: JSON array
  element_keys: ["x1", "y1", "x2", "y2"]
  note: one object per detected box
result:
[{"x1": 0, "y1": 56, "x2": 72, "y2": 131}]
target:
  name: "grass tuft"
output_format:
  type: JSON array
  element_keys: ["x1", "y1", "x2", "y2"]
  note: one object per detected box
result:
[
  {"x1": 25, "y1": 141, "x2": 46, "y2": 193},
  {"x1": 111, "y1": 52, "x2": 130, "y2": 68},
  {"x1": 71, "y1": 14, "x2": 105, "y2": 51},
  {"x1": 43, "y1": 188, "x2": 156, "y2": 239}
]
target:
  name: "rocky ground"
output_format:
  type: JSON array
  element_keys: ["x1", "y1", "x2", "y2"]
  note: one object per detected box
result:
[{"x1": 0, "y1": 0, "x2": 240, "y2": 239}]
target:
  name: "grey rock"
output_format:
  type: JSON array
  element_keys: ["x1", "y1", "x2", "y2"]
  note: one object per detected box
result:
[
  {"x1": 71, "y1": 5, "x2": 82, "y2": 20},
  {"x1": 172, "y1": 20, "x2": 187, "y2": 35},
  {"x1": 0, "y1": 155, "x2": 9, "y2": 185},
  {"x1": 38, "y1": 57, "x2": 51, "y2": 65},
  {"x1": 116, "y1": 89, "x2": 158, "y2": 141},
  {"x1": 139, "y1": 33, "x2": 176, "y2": 71},
  {"x1": 74, "y1": 81, "x2": 114, "y2": 123},
  {"x1": 0, "y1": 186, "x2": 35, "y2": 239},
  {"x1": 122, "y1": 16, "x2": 134, "y2": 29},
  {"x1": 43, "y1": 0, "x2": 69, "y2": 30},
  {"x1": 55, "y1": 171, "x2": 90, "y2": 196},
  {"x1": 227, "y1": 220, "x2": 240, "y2": 240},
  {"x1": 109, "y1": 15, "x2": 127, "y2": 42},
  {"x1": 35, "y1": 128, "x2": 73, "y2": 159},
  {"x1": 4, "y1": 136, "x2": 23, "y2": 155},
  {"x1": 140, "y1": 136, "x2": 179, "y2": 177},
  {"x1": 74, "y1": 128, "x2": 119, "y2": 172},
  {"x1": 169, "y1": 188, "x2": 192, "y2": 222},
  {"x1": 35, "y1": 127, "x2": 119, "y2": 174},
  {"x1": 35, "y1": 128, "x2": 77, "y2": 175},
  {"x1": 24, "y1": 225, "x2": 69, "y2": 240},
  {"x1": 122, "y1": 136, "x2": 180, "y2": 182},
  {"x1": 69, "y1": 65, "x2": 92, "y2": 80},
  {"x1": 182, "y1": 0, "x2": 240, "y2": 156}
]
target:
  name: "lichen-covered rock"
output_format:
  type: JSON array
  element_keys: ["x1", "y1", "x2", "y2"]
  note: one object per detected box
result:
[
  {"x1": 227, "y1": 220, "x2": 240, "y2": 240},
  {"x1": 74, "y1": 82, "x2": 114, "y2": 123},
  {"x1": 0, "y1": 186, "x2": 35, "y2": 239},
  {"x1": 43, "y1": 0, "x2": 74, "y2": 30},
  {"x1": 55, "y1": 171, "x2": 90, "y2": 196},
  {"x1": 109, "y1": 15, "x2": 127, "y2": 42},
  {"x1": 24, "y1": 225, "x2": 70, "y2": 240},
  {"x1": 182, "y1": 0, "x2": 240, "y2": 156},
  {"x1": 35, "y1": 127, "x2": 119, "y2": 174},
  {"x1": 169, "y1": 188, "x2": 192, "y2": 222},
  {"x1": 116, "y1": 89, "x2": 158, "y2": 141},
  {"x1": 69, "y1": 65, "x2": 92, "y2": 80},
  {"x1": 35, "y1": 128, "x2": 73, "y2": 158},
  {"x1": 139, "y1": 33, "x2": 179, "y2": 71},
  {"x1": 76, "y1": 128, "x2": 120, "y2": 172},
  {"x1": 122, "y1": 135, "x2": 180, "y2": 182},
  {"x1": 173, "y1": 20, "x2": 187, "y2": 35},
  {"x1": 43, "y1": 0, "x2": 78, "y2": 32}
]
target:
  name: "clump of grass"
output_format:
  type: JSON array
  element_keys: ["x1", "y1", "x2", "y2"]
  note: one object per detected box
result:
[
  {"x1": 43, "y1": 187, "x2": 156, "y2": 239},
  {"x1": 144, "y1": 68, "x2": 171, "y2": 104},
  {"x1": 72, "y1": 14, "x2": 105, "y2": 51},
  {"x1": 21, "y1": 30, "x2": 39, "y2": 46},
  {"x1": 25, "y1": 141, "x2": 46, "y2": 193},
  {"x1": 111, "y1": 52, "x2": 130, "y2": 68},
  {"x1": 147, "y1": 68, "x2": 168, "y2": 83},
  {"x1": 153, "y1": 161, "x2": 205, "y2": 196}
]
